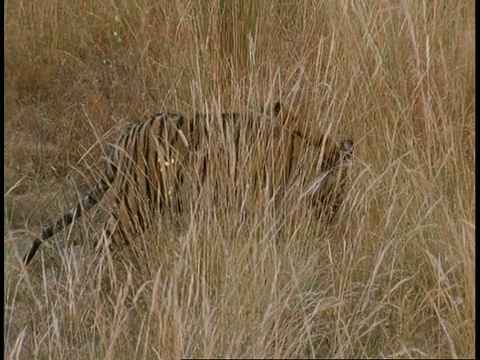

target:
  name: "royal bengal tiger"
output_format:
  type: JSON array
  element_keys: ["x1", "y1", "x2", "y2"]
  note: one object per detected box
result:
[{"x1": 23, "y1": 102, "x2": 353, "y2": 265}]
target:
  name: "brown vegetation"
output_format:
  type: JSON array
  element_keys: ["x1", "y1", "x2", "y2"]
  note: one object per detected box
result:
[{"x1": 4, "y1": 0, "x2": 474, "y2": 358}]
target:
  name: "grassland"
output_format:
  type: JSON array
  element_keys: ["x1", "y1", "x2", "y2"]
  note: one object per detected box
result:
[{"x1": 4, "y1": 0, "x2": 475, "y2": 358}]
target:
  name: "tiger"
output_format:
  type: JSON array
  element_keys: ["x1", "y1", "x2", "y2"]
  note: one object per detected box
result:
[{"x1": 23, "y1": 102, "x2": 353, "y2": 265}]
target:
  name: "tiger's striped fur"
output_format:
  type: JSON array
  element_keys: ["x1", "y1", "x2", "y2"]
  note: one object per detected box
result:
[{"x1": 23, "y1": 102, "x2": 353, "y2": 265}]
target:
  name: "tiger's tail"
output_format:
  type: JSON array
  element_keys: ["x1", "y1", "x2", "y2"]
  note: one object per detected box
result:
[{"x1": 23, "y1": 176, "x2": 112, "y2": 265}]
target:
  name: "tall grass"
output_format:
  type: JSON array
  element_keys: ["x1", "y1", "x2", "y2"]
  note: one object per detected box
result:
[{"x1": 4, "y1": 0, "x2": 474, "y2": 358}]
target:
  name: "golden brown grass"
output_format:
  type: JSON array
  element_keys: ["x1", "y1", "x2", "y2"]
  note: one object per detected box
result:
[{"x1": 4, "y1": 0, "x2": 474, "y2": 358}]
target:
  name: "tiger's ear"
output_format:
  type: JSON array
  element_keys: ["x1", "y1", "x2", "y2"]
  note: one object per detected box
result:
[
  {"x1": 260, "y1": 102, "x2": 282, "y2": 115},
  {"x1": 273, "y1": 102, "x2": 282, "y2": 115},
  {"x1": 340, "y1": 140, "x2": 354, "y2": 157}
]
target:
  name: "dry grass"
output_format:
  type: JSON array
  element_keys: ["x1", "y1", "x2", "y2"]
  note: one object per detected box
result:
[{"x1": 4, "y1": 0, "x2": 474, "y2": 358}]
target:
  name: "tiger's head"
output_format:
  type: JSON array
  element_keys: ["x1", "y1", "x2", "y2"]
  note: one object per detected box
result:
[{"x1": 266, "y1": 101, "x2": 354, "y2": 219}]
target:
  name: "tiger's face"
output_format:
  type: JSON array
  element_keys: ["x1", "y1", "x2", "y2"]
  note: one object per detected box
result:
[{"x1": 265, "y1": 102, "x2": 354, "y2": 219}]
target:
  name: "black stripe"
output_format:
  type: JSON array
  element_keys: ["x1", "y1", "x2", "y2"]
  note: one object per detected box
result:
[
  {"x1": 177, "y1": 115, "x2": 185, "y2": 128},
  {"x1": 143, "y1": 123, "x2": 152, "y2": 203},
  {"x1": 130, "y1": 125, "x2": 141, "y2": 195}
]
